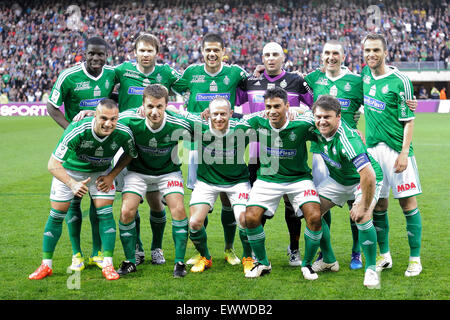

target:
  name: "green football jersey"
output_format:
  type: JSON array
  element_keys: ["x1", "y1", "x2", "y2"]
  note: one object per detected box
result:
[
  {"x1": 311, "y1": 116, "x2": 384, "y2": 186},
  {"x1": 175, "y1": 63, "x2": 248, "y2": 112},
  {"x1": 119, "y1": 110, "x2": 192, "y2": 175},
  {"x1": 182, "y1": 112, "x2": 249, "y2": 185},
  {"x1": 361, "y1": 66, "x2": 415, "y2": 156},
  {"x1": 48, "y1": 63, "x2": 116, "y2": 122},
  {"x1": 52, "y1": 117, "x2": 137, "y2": 173},
  {"x1": 305, "y1": 67, "x2": 363, "y2": 129},
  {"x1": 114, "y1": 62, "x2": 184, "y2": 111},
  {"x1": 238, "y1": 114, "x2": 316, "y2": 183}
]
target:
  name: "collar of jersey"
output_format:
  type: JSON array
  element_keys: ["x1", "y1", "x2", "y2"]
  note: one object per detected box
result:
[
  {"x1": 369, "y1": 65, "x2": 398, "y2": 80},
  {"x1": 203, "y1": 63, "x2": 223, "y2": 77},
  {"x1": 135, "y1": 62, "x2": 156, "y2": 76},
  {"x1": 264, "y1": 70, "x2": 286, "y2": 82},
  {"x1": 81, "y1": 62, "x2": 105, "y2": 81},
  {"x1": 325, "y1": 66, "x2": 349, "y2": 82},
  {"x1": 269, "y1": 115, "x2": 290, "y2": 132},
  {"x1": 145, "y1": 113, "x2": 167, "y2": 133}
]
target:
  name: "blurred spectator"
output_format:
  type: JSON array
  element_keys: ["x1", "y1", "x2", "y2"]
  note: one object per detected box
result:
[
  {"x1": 440, "y1": 87, "x2": 447, "y2": 100},
  {"x1": 0, "y1": 91, "x2": 8, "y2": 104},
  {"x1": 418, "y1": 86, "x2": 428, "y2": 99},
  {"x1": 430, "y1": 86, "x2": 440, "y2": 99},
  {"x1": 0, "y1": 0, "x2": 448, "y2": 102}
]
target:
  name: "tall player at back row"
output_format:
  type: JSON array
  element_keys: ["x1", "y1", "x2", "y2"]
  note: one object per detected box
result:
[{"x1": 175, "y1": 33, "x2": 249, "y2": 266}]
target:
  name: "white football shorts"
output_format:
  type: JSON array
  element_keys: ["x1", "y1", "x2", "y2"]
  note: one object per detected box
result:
[
  {"x1": 50, "y1": 168, "x2": 116, "y2": 202},
  {"x1": 318, "y1": 176, "x2": 383, "y2": 208},
  {"x1": 368, "y1": 143, "x2": 422, "y2": 199},
  {"x1": 122, "y1": 170, "x2": 184, "y2": 199},
  {"x1": 246, "y1": 179, "x2": 320, "y2": 217}
]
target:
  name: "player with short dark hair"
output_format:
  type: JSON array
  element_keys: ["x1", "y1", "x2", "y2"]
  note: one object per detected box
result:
[{"x1": 29, "y1": 99, "x2": 137, "y2": 280}]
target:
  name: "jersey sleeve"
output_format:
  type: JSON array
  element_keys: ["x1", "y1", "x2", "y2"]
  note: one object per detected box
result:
[
  {"x1": 297, "y1": 75, "x2": 314, "y2": 107},
  {"x1": 166, "y1": 65, "x2": 185, "y2": 95},
  {"x1": 52, "y1": 123, "x2": 79, "y2": 162},
  {"x1": 397, "y1": 76, "x2": 415, "y2": 121},
  {"x1": 48, "y1": 72, "x2": 69, "y2": 108}
]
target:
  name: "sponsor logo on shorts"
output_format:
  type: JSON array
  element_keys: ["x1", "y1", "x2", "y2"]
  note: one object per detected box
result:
[
  {"x1": 303, "y1": 189, "x2": 318, "y2": 197},
  {"x1": 238, "y1": 193, "x2": 249, "y2": 200},
  {"x1": 397, "y1": 182, "x2": 417, "y2": 193},
  {"x1": 167, "y1": 180, "x2": 183, "y2": 188}
]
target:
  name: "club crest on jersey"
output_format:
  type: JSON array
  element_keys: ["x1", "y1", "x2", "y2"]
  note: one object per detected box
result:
[
  {"x1": 148, "y1": 138, "x2": 157, "y2": 147},
  {"x1": 105, "y1": 80, "x2": 110, "y2": 89},
  {"x1": 344, "y1": 82, "x2": 352, "y2": 91},
  {"x1": 156, "y1": 74, "x2": 162, "y2": 83},
  {"x1": 223, "y1": 76, "x2": 230, "y2": 85},
  {"x1": 110, "y1": 141, "x2": 118, "y2": 151},
  {"x1": 289, "y1": 131, "x2": 297, "y2": 142},
  {"x1": 363, "y1": 75, "x2": 371, "y2": 84},
  {"x1": 382, "y1": 84, "x2": 389, "y2": 94},
  {"x1": 280, "y1": 80, "x2": 287, "y2": 88}
]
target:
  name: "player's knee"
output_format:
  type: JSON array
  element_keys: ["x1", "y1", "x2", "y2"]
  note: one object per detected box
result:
[
  {"x1": 169, "y1": 202, "x2": 186, "y2": 220},
  {"x1": 374, "y1": 198, "x2": 388, "y2": 212},
  {"x1": 244, "y1": 208, "x2": 262, "y2": 229},
  {"x1": 189, "y1": 215, "x2": 203, "y2": 230},
  {"x1": 120, "y1": 204, "x2": 138, "y2": 224}
]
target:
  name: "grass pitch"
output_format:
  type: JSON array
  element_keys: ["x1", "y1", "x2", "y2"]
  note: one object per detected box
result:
[{"x1": 0, "y1": 114, "x2": 449, "y2": 303}]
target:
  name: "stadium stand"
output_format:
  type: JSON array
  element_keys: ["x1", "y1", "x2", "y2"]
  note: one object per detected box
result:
[{"x1": 0, "y1": 0, "x2": 448, "y2": 102}]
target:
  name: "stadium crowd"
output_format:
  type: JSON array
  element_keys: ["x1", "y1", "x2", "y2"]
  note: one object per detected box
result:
[{"x1": 0, "y1": 0, "x2": 449, "y2": 102}]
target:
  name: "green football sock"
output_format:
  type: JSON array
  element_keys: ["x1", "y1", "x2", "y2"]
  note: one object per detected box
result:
[
  {"x1": 246, "y1": 225, "x2": 269, "y2": 266},
  {"x1": 150, "y1": 209, "x2": 166, "y2": 250},
  {"x1": 135, "y1": 210, "x2": 144, "y2": 252},
  {"x1": 42, "y1": 208, "x2": 67, "y2": 259},
  {"x1": 221, "y1": 206, "x2": 236, "y2": 249},
  {"x1": 373, "y1": 210, "x2": 390, "y2": 254},
  {"x1": 65, "y1": 197, "x2": 83, "y2": 256},
  {"x1": 96, "y1": 205, "x2": 115, "y2": 258},
  {"x1": 88, "y1": 198, "x2": 102, "y2": 256},
  {"x1": 318, "y1": 218, "x2": 336, "y2": 263},
  {"x1": 189, "y1": 227, "x2": 211, "y2": 260},
  {"x1": 357, "y1": 219, "x2": 377, "y2": 271},
  {"x1": 404, "y1": 208, "x2": 422, "y2": 257},
  {"x1": 172, "y1": 218, "x2": 188, "y2": 263},
  {"x1": 350, "y1": 218, "x2": 360, "y2": 253},
  {"x1": 302, "y1": 226, "x2": 322, "y2": 267},
  {"x1": 238, "y1": 226, "x2": 253, "y2": 258},
  {"x1": 119, "y1": 220, "x2": 137, "y2": 264}
]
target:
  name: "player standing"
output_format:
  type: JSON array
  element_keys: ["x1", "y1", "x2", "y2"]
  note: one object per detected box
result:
[
  {"x1": 113, "y1": 33, "x2": 185, "y2": 266},
  {"x1": 104, "y1": 84, "x2": 192, "y2": 278},
  {"x1": 236, "y1": 41, "x2": 314, "y2": 267},
  {"x1": 46, "y1": 36, "x2": 116, "y2": 272},
  {"x1": 304, "y1": 40, "x2": 364, "y2": 270},
  {"x1": 175, "y1": 33, "x2": 249, "y2": 266},
  {"x1": 361, "y1": 33, "x2": 422, "y2": 277}
]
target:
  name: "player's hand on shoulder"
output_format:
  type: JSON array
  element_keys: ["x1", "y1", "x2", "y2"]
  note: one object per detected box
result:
[
  {"x1": 201, "y1": 108, "x2": 210, "y2": 120},
  {"x1": 73, "y1": 110, "x2": 94, "y2": 122},
  {"x1": 253, "y1": 64, "x2": 265, "y2": 77}
]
